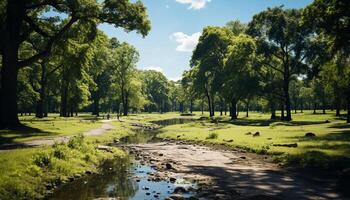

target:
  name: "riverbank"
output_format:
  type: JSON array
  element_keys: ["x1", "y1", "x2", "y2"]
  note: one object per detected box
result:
[
  {"x1": 0, "y1": 119, "x2": 134, "y2": 200},
  {"x1": 123, "y1": 140, "x2": 345, "y2": 199}
]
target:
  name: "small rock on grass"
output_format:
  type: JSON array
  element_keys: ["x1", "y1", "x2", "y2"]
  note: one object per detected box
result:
[{"x1": 305, "y1": 132, "x2": 316, "y2": 137}]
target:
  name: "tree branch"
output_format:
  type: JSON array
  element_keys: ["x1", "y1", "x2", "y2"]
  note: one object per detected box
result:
[
  {"x1": 24, "y1": 16, "x2": 50, "y2": 37},
  {"x1": 18, "y1": 16, "x2": 77, "y2": 68}
]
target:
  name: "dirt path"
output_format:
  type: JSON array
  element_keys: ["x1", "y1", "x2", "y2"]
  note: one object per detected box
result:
[
  {"x1": 125, "y1": 141, "x2": 346, "y2": 200},
  {"x1": 0, "y1": 120, "x2": 115, "y2": 150}
]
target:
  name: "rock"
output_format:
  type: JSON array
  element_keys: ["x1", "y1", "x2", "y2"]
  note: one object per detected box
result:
[
  {"x1": 305, "y1": 132, "x2": 316, "y2": 137},
  {"x1": 325, "y1": 120, "x2": 330, "y2": 123},
  {"x1": 272, "y1": 143, "x2": 298, "y2": 148},
  {"x1": 173, "y1": 186, "x2": 188, "y2": 194},
  {"x1": 143, "y1": 187, "x2": 149, "y2": 190},
  {"x1": 239, "y1": 156, "x2": 246, "y2": 159},
  {"x1": 245, "y1": 132, "x2": 252, "y2": 135},
  {"x1": 85, "y1": 170, "x2": 92, "y2": 175},
  {"x1": 169, "y1": 194, "x2": 185, "y2": 200},
  {"x1": 177, "y1": 135, "x2": 181, "y2": 138},
  {"x1": 159, "y1": 153, "x2": 164, "y2": 156},
  {"x1": 166, "y1": 163, "x2": 173, "y2": 170},
  {"x1": 154, "y1": 194, "x2": 159, "y2": 198},
  {"x1": 146, "y1": 192, "x2": 151, "y2": 195},
  {"x1": 169, "y1": 177, "x2": 177, "y2": 182},
  {"x1": 97, "y1": 145, "x2": 113, "y2": 152},
  {"x1": 253, "y1": 132, "x2": 260, "y2": 137}
]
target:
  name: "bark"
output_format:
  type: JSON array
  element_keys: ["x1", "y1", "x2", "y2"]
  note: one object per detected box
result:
[
  {"x1": 313, "y1": 102, "x2": 317, "y2": 114},
  {"x1": 190, "y1": 99, "x2": 193, "y2": 114},
  {"x1": 281, "y1": 102, "x2": 285, "y2": 120},
  {"x1": 246, "y1": 100, "x2": 249, "y2": 118},
  {"x1": 205, "y1": 88, "x2": 213, "y2": 117},
  {"x1": 283, "y1": 74, "x2": 292, "y2": 121},
  {"x1": 92, "y1": 97, "x2": 100, "y2": 117},
  {"x1": 230, "y1": 98, "x2": 237, "y2": 120},
  {"x1": 270, "y1": 102, "x2": 276, "y2": 120},
  {"x1": 60, "y1": 77, "x2": 68, "y2": 117},
  {"x1": 335, "y1": 97, "x2": 340, "y2": 117},
  {"x1": 123, "y1": 91, "x2": 129, "y2": 116},
  {"x1": 347, "y1": 94, "x2": 350, "y2": 123},
  {"x1": 36, "y1": 62, "x2": 47, "y2": 118},
  {"x1": 0, "y1": 1, "x2": 25, "y2": 128}
]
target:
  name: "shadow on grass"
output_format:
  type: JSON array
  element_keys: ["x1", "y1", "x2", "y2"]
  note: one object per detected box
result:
[
  {"x1": 186, "y1": 164, "x2": 344, "y2": 199},
  {"x1": 216, "y1": 118, "x2": 328, "y2": 127},
  {"x1": 0, "y1": 124, "x2": 54, "y2": 149}
]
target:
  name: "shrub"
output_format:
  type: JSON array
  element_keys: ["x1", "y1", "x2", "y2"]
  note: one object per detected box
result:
[
  {"x1": 67, "y1": 134, "x2": 84, "y2": 149},
  {"x1": 53, "y1": 145, "x2": 69, "y2": 160},
  {"x1": 33, "y1": 152, "x2": 52, "y2": 168},
  {"x1": 206, "y1": 132, "x2": 218, "y2": 139}
]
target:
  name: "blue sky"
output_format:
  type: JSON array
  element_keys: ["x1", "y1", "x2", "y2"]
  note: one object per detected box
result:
[{"x1": 98, "y1": 0, "x2": 312, "y2": 81}]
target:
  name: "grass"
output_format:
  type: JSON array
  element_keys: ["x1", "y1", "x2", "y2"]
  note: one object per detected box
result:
[
  {"x1": 158, "y1": 110, "x2": 350, "y2": 169},
  {"x1": 0, "y1": 114, "x2": 103, "y2": 145},
  {"x1": 0, "y1": 116, "x2": 135, "y2": 200}
]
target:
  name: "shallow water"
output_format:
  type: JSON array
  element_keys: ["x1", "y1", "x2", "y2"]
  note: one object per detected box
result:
[{"x1": 49, "y1": 118, "x2": 196, "y2": 200}]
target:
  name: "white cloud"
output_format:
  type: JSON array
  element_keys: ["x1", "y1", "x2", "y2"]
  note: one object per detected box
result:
[
  {"x1": 175, "y1": 0, "x2": 211, "y2": 10},
  {"x1": 172, "y1": 32, "x2": 201, "y2": 52},
  {"x1": 143, "y1": 66, "x2": 163, "y2": 72}
]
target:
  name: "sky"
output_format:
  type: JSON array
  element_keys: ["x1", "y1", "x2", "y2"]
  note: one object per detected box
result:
[{"x1": 98, "y1": 0, "x2": 313, "y2": 81}]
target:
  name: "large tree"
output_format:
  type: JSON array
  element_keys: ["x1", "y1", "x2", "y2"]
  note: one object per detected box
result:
[
  {"x1": 0, "y1": 0, "x2": 150, "y2": 128},
  {"x1": 248, "y1": 7, "x2": 311, "y2": 121},
  {"x1": 191, "y1": 26, "x2": 233, "y2": 117}
]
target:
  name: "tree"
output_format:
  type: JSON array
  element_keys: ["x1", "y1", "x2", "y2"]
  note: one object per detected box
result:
[
  {"x1": 112, "y1": 43, "x2": 139, "y2": 116},
  {"x1": 191, "y1": 26, "x2": 233, "y2": 117},
  {"x1": 223, "y1": 34, "x2": 258, "y2": 120},
  {"x1": 248, "y1": 7, "x2": 311, "y2": 121},
  {"x1": 303, "y1": 0, "x2": 350, "y2": 55},
  {"x1": 142, "y1": 70, "x2": 170, "y2": 113},
  {"x1": 0, "y1": 0, "x2": 151, "y2": 128}
]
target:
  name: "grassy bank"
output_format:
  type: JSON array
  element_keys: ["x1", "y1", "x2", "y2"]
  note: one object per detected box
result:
[
  {"x1": 0, "y1": 114, "x2": 103, "y2": 145},
  {"x1": 0, "y1": 119, "x2": 133, "y2": 200},
  {"x1": 158, "y1": 111, "x2": 350, "y2": 169}
]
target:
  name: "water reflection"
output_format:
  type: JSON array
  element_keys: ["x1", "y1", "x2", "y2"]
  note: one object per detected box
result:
[
  {"x1": 150, "y1": 118, "x2": 194, "y2": 126},
  {"x1": 49, "y1": 156, "x2": 137, "y2": 200}
]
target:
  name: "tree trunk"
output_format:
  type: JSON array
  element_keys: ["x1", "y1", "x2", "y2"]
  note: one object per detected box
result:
[
  {"x1": 190, "y1": 99, "x2": 193, "y2": 114},
  {"x1": 123, "y1": 91, "x2": 128, "y2": 116},
  {"x1": 283, "y1": 61, "x2": 292, "y2": 121},
  {"x1": 347, "y1": 93, "x2": 350, "y2": 123},
  {"x1": 0, "y1": 1, "x2": 25, "y2": 129},
  {"x1": 230, "y1": 98, "x2": 237, "y2": 120},
  {"x1": 205, "y1": 89, "x2": 213, "y2": 117},
  {"x1": 281, "y1": 102, "x2": 285, "y2": 120},
  {"x1": 246, "y1": 101, "x2": 249, "y2": 118},
  {"x1": 36, "y1": 63, "x2": 48, "y2": 118},
  {"x1": 60, "y1": 78, "x2": 68, "y2": 117},
  {"x1": 313, "y1": 103, "x2": 317, "y2": 114},
  {"x1": 270, "y1": 102, "x2": 276, "y2": 120},
  {"x1": 335, "y1": 97, "x2": 340, "y2": 117},
  {"x1": 211, "y1": 102, "x2": 215, "y2": 116},
  {"x1": 93, "y1": 98, "x2": 100, "y2": 117}
]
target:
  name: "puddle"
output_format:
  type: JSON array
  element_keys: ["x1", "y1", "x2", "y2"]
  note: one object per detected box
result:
[{"x1": 49, "y1": 156, "x2": 196, "y2": 200}]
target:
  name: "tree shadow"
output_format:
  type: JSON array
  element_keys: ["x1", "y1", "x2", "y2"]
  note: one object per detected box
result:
[
  {"x1": 0, "y1": 125, "x2": 54, "y2": 149},
  {"x1": 217, "y1": 118, "x2": 328, "y2": 127},
  {"x1": 186, "y1": 164, "x2": 345, "y2": 199}
]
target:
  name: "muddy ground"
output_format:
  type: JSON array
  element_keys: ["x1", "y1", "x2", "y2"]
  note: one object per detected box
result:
[{"x1": 122, "y1": 140, "x2": 346, "y2": 200}]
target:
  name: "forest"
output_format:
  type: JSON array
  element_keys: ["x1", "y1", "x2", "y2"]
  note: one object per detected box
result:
[{"x1": 0, "y1": 0, "x2": 349, "y2": 200}]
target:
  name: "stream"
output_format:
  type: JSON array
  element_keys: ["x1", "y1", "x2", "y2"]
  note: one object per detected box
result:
[{"x1": 49, "y1": 118, "x2": 196, "y2": 200}]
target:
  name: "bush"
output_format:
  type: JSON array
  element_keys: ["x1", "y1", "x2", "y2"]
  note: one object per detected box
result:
[
  {"x1": 206, "y1": 132, "x2": 218, "y2": 139},
  {"x1": 53, "y1": 145, "x2": 69, "y2": 160},
  {"x1": 33, "y1": 152, "x2": 52, "y2": 168},
  {"x1": 67, "y1": 134, "x2": 84, "y2": 149}
]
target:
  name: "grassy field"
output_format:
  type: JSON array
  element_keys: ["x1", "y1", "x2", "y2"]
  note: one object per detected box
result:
[
  {"x1": 158, "y1": 111, "x2": 350, "y2": 169},
  {"x1": 0, "y1": 117, "x2": 133, "y2": 200},
  {"x1": 0, "y1": 114, "x2": 105, "y2": 145}
]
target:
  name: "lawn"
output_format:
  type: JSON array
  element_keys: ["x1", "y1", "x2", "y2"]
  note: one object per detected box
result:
[
  {"x1": 158, "y1": 110, "x2": 350, "y2": 169},
  {"x1": 0, "y1": 114, "x2": 103, "y2": 145},
  {"x1": 0, "y1": 118, "x2": 132, "y2": 200}
]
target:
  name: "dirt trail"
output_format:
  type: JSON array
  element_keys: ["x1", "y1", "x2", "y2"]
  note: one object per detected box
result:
[
  {"x1": 0, "y1": 120, "x2": 115, "y2": 150},
  {"x1": 126, "y1": 141, "x2": 346, "y2": 200}
]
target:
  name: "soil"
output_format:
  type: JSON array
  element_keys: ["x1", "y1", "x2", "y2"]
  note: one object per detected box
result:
[{"x1": 123, "y1": 140, "x2": 347, "y2": 200}]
